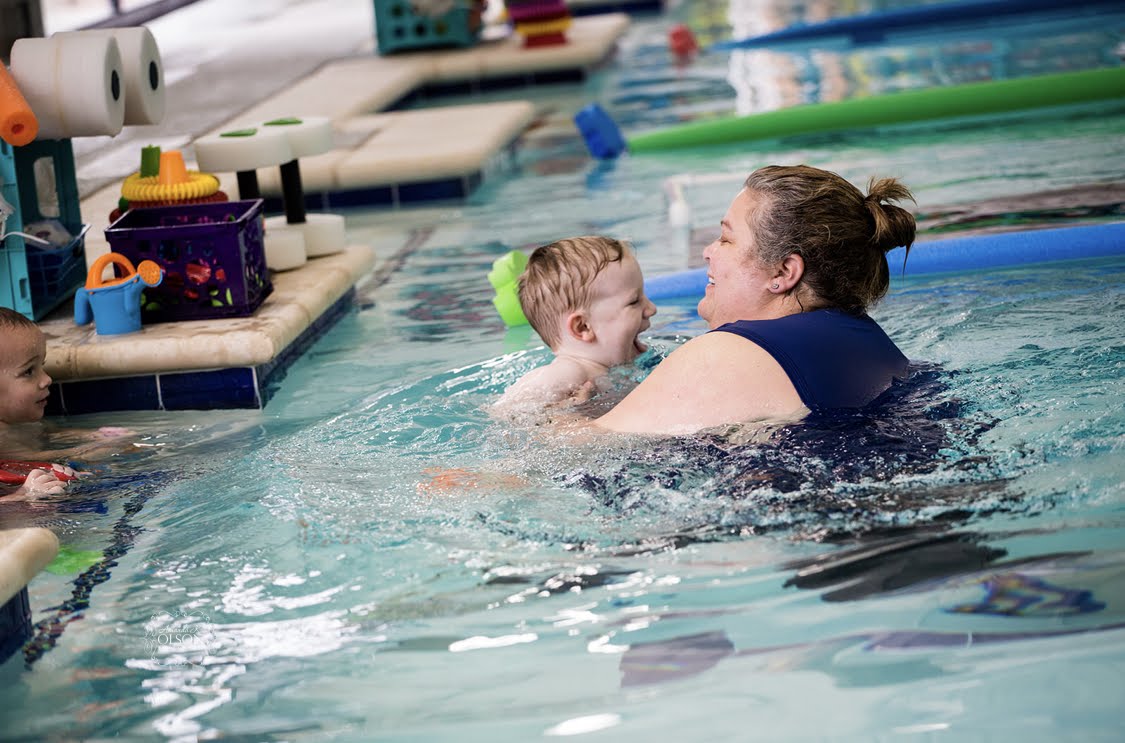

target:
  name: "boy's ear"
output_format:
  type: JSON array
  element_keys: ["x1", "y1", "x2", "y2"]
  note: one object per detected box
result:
[{"x1": 565, "y1": 310, "x2": 596, "y2": 343}]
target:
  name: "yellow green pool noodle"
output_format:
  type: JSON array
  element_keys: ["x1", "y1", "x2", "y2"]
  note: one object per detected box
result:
[
  {"x1": 488, "y1": 250, "x2": 529, "y2": 327},
  {"x1": 627, "y1": 66, "x2": 1125, "y2": 152},
  {"x1": 45, "y1": 545, "x2": 103, "y2": 575}
]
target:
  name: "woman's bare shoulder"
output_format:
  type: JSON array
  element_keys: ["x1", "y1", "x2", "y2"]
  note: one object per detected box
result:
[{"x1": 594, "y1": 331, "x2": 805, "y2": 434}]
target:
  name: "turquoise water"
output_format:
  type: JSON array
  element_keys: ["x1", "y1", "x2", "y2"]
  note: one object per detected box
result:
[{"x1": 3, "y1": 1, "x2": 1125, "y2": 740}]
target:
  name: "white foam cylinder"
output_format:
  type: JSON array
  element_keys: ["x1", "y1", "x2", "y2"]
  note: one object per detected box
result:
[
  {"x1": 263, "y1": 223, "x2": 308, "y2": 271},
  {"x1": 298, "y1": 213, "x2": 346, "y2": 257},
  {"x1": 260, "y1": 116, "x2": 333, "y2": 159},
  {"x1": 10, "y1": 34, "x2": 126, "y2": 140},
  {"x1": 193, "y1": 126, "x2": 293, "y2": 172},
  {"x1": 67, "y1": 27, "x2": 165, "y2": 126},
  {"x1": 266, "y1": 214, "x2": 345, "y2": 258}
]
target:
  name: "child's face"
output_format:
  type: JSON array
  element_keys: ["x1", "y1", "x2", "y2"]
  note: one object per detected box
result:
[
  {"x1": 0, "y1": 325, "x2": 52, "y2": 424},
  {"x1": 584, "y1": 252, "x2": 657, "y2": 367}
]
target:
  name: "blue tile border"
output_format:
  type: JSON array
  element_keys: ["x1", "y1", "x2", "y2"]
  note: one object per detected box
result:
[
  {"x1": 263, "y1": 174, "x2": 479, "y2": 215},
  {"x1": 46, "y1": 288, "x2": 356, "y2": 413},
  {"x1": 54, "y1": 375, "x2": 161, "y2": 415},
  {"x1": 159, "y1": 367, "x2": 260, "y2": 410}
]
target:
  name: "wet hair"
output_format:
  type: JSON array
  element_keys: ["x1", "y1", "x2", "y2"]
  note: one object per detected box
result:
[
  {"x1": 0, "y1": 306, "x2": 38, "y2": 332},
  {"x1": 743, "y1": 165, "x2": 916, "y2": 315},
  {"x1": 519, "y1": 236, "x2": 628, "y2": 349}
]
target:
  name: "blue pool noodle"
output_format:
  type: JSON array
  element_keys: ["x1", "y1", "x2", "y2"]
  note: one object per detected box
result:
[
  {"x1": 644, "y1": 222, "x2": 1125, "y2": 300},
  {"x1": 711, "y1": 0, "x2": 1125, "y2": 50}
]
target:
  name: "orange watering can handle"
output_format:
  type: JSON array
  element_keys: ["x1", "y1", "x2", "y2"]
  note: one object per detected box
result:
[{"x1": 86, "y1": 252, "x2": 138, "y2": 289}]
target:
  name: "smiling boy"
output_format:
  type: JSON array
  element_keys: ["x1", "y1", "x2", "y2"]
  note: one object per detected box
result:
[{"x1": 493, "y1": 236, "x2": 657, "y2": 417}]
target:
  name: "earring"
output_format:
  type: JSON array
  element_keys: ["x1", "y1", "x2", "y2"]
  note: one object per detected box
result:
[{"x1": 770, "y1": 282, "x2": 779, "y2": 290}]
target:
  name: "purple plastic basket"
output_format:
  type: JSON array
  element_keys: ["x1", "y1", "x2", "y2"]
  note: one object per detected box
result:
[{"x1": 105, "y1": 199, "x2": 272, "y2": 323}]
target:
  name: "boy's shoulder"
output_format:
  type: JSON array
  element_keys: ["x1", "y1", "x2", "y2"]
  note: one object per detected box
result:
[{"x1": 492, "y1": 357, "x2": 601, "y2": 418}]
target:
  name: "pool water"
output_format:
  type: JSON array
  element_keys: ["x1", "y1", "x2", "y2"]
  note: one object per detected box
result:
[{"x1": 3, "y1": 1, "x2": 1125, "y2": 740}]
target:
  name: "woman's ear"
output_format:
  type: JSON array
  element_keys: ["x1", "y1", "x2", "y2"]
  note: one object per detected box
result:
[
  {"x1": 772, "y1": 253, "x2": 805, "y2": 293},
  {"x1": 565, "y1": 310, "x2": 596, "y2": 343}
]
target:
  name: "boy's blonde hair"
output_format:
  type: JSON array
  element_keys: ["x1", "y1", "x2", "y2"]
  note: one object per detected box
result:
[
  {"x1": 0, "y1": 306, "x2": 37, "y2": 331},
  {"x1": 519, "y1": 236, "x2": 628, "y2": 349}
]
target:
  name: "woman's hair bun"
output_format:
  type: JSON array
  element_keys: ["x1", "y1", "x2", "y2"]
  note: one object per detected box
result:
[{"x1": 864, "y1": 177, "x2": 917, "y2": 254}]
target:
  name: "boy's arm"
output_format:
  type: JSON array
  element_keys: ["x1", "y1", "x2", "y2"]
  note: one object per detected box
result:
[
  {"x1": 26, "y1": 424, "x2": 137, "y2": 463},
  {"x1": 1, "y1": 468, "x2": 67, "y2": 500}
]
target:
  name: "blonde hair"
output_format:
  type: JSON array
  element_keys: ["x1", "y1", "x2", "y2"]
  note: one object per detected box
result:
[
  {"x1": 518, "y1": 236, "x2": 628, "y2": 348},
  {"x1": 744, "y1": 165, "x2": 916, "y2": 314}
]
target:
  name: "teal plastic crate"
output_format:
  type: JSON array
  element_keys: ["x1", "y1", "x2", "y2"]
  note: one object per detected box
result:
[
  {"x1": 374, "y1": 0, "x2": 483, "y2": 54},
  {"x1": 0, "y1": 138, "x2": 88, "y2": 321}
]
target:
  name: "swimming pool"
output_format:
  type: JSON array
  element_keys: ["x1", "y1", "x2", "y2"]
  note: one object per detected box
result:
[{"x1": 3, "y1": 1, "x2": 1124, "y2": 739}]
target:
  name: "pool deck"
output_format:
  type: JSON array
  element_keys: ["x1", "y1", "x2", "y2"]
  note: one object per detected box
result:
[{"x1": 32, "y1": 11, "x2": 630, "y2": 413}]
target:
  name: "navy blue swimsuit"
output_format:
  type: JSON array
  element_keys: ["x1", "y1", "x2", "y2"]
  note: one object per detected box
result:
[{"x1": 712, "y1": 309, "x2": 909, "y2": 410}]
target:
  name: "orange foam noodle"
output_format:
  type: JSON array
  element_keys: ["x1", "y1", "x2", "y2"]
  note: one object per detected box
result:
[{"x1": 0, "y1": 63, "x2": 38, "y2": 146}]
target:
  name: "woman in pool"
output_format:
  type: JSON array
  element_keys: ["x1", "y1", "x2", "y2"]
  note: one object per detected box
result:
[{"x1": 594, "y1": 164, "x2": 916, "y2": 435}]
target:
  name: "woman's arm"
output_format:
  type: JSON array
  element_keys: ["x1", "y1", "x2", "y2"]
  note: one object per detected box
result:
[{"x1": 593, "y1": 332, "x2": 806, "y2": 435}]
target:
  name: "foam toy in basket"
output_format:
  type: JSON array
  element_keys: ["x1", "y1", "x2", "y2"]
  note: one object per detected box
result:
[
  {"x1": 109, "y1": 146, "x2": 227, "y2": 223},
  {"x1": 74, "y1": 252, "x2": 163, "y2": 335},
  {"x1": 488, "y1": 250, "x2": 529, "y2": 326}
]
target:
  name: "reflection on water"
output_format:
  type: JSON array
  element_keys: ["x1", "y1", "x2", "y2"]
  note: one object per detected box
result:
[{"x1": 611, "y1": 0, "x2": 1125, "y2": 120}]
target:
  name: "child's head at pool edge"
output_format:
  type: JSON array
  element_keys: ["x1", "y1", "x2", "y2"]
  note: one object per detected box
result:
[{"x1": 0, "y1": 307, "x2": 52, "y2": 425}]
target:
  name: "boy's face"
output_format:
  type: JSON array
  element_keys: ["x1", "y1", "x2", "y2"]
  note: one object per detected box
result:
[
  {"x1": 0, "y1": 324, "x2": 52, "y2": 424},
  {"x1": 584, "y1": 252, "x2": 657, "y2": 367}
]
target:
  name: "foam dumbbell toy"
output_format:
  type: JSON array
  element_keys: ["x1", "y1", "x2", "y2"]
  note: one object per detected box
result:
[
  {"x1": 256, "y1": 116, "x2": 345, "y2": 260},
  {"x1": 193, "y1": 124, "x2": 306, "y2": 271}
]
